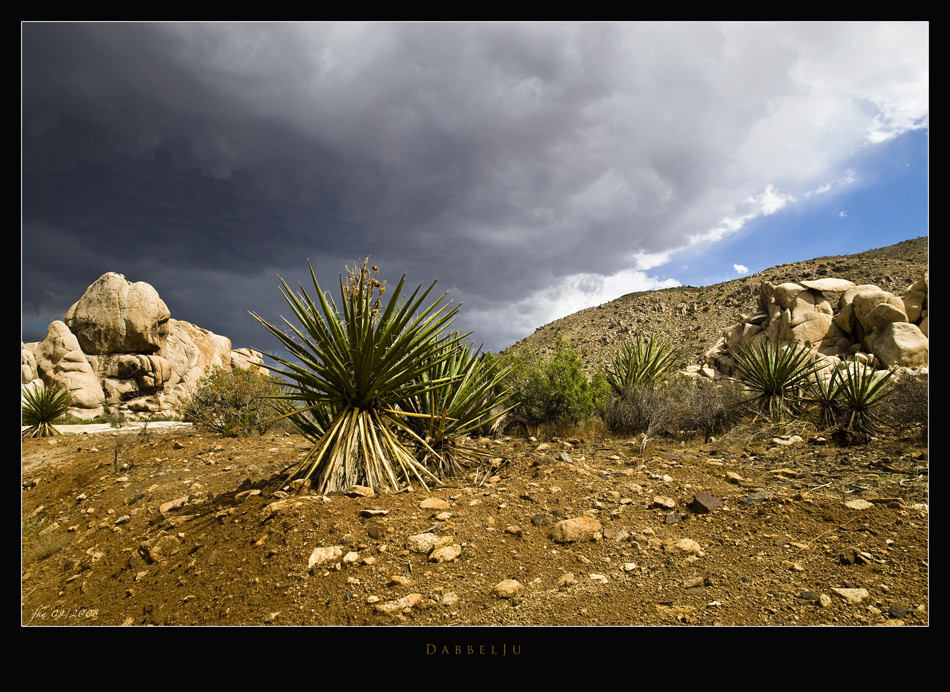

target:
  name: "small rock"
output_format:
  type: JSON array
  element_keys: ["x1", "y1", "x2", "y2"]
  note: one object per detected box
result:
[
  {"x1": 420, "y1": 497, "x2": 451, "y2": 510},
  {"x1": 558, "y1": 573, "x2": 578, "y2": 589},
  {"x1": 652, "y1": 496, "x2": 676, "y2": 510},
  {"x1": 407, "y1": 532, "x2": 455, "y2": 554},
  {"x1": 550, "y1": 516, "x2": 602, "y2": 543},
  {"x1": 832, "y1": 587, "x2": 870, "y2": 604},
  {"x1": 741, "y1": 491, "x2": 774, "y2": 505},
  {"x1": 688, "y1": 492, "x2": 722, "y2": 514},
  {"x1": 430, "y1": 544, "x2": 462, "y2": 563},
  {"x1": 844, "y1": 499, "x2": 875, "y2": 511},
  {"x1": 345, "y1": 485, "x2": 375, "y2": 498},
  {"x1": 888, "y1": 605, "x2": 909, "y2": 619},
  {"x1": 308, "y1": 545, "x2": 343, "y2": 570},
  {"x1": 492, "y1": 579, "x2": 524, "y2": 598}
]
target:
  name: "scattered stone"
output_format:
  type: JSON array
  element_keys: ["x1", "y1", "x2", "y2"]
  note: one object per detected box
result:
[
  {"x1": 139, "y1": 534, "x2": 181, "y2": 564},
  {"x1": 430, "y1": 544, "x2": 462, "y2": 563},
  {"x1": 832, "y1": 587, "x2": 870, "y2": 604},
  {"x1": 844, "y1": 499, "x2": 875, "y2": 511},
  {"x1": 345, "y1": 485, "x2": 375, "y2": 498},
  {"x1": 375, "y1": 593, "x2": 423, "y2": 615},
  {"x1": 741, "y1": 491, "x2": 774, "y2": 505},
  {"x1": 407, "y1": 532, "x2": 455, "y2": 554},
  {"x1": 664, "y1": 511, "x2": 683, "y2": 524},
  {"x1": 558, "y1": 573, "x2": 578, "y2": 589},
  {"x1": 688, "y1": 492, "x2": 722, "y2": 513},
  {"x1": 652, "y1": 496, "x2": 676, "y2": 510},
  {"x1": 492, "y1": 579, "x2": 524, "y2": 599},
  {"x1": 308, "y1": 546, "x2": 343, "y2": 570},
  {"x1": 550, "y1": 516, "x2": 602, "y2": 543},
  {"x1": 672, "y1": 538, "x2": 705, "y2": 556},
  {"x1": 725, "y1": 471, "x2": 746, "y2": 484},
  {"x1": 360, "y1": 509, "x2": 388, "y2": 518},
  {"x1": 888, "y1": 605, "x2": 909, "y2": 619},
  {"x1": 420, "y1": 497, "x2": 451, "y2": 511}
]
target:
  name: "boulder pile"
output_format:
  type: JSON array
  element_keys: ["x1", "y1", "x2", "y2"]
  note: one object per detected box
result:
[
  {"x1": 22, "y1": 272, "x2": 265, "y2": 420},
  {"x1": 700, "y1": 270, "x2": 928, "y2": 377}
]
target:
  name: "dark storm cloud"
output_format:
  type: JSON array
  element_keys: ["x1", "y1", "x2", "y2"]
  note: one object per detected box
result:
[{"x1": 22, "y1": 22, "x2": 928, "y2": 352}]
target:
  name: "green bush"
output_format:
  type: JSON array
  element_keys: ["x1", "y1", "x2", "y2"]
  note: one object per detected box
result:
[
  {"x1": 179, "y1": 366, "x2": 283, "y2": 437},
  {"x1": 505, "y1": 337, "x2": 609, "y2": 429}
]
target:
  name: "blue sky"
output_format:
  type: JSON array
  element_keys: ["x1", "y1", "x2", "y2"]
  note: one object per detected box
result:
[{"x1": 22, "y1": 22, "x2": 928, "y2": 356}]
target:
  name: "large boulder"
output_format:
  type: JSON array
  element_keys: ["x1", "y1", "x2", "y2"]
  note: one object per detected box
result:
[
  {"x1": 31, "y1": 321, "x2": 105, "y2": 416},
  {"x1": 65, "y1": 273, "x2": 171, "y2": 355},
  {"x1": 873, "y1": 322, "x2": 929, "y2": 368}
]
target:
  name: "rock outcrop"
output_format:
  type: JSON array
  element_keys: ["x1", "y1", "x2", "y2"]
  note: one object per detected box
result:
[
  {"x1": 22, "y1": 273, "x2": 264, "y2": 420},
  {"x1": 704, "y1": 270, "x2": 928, "y2": 376}
]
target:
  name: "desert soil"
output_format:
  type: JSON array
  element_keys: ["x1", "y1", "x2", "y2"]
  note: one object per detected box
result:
[{"x1": 21, "y1": 421, "x2": 928, "y2": 633}]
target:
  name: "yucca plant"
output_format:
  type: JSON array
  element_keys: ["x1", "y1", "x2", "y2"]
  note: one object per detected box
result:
[
  {"x1": 402, "y1": 337, "x2": 512, "y2": 478},
  {"x1": 253, "y1": 259, "x2": 465, "y2": 494},
  {"x1": 604, "y1": 332, "x2": 680, "y2": 397},
  {"x1": 804, "y1": 366, "x2": 845, "y2": 430},
  {"x1": 731, "y1": 341, "x2": 818, "y2": 421},
  {"x1": 834, "y1": 361, "x2": 896, "y2": 435},
  {"x1": 22, "y1": 382, "x2": 74, "y2": 438}
]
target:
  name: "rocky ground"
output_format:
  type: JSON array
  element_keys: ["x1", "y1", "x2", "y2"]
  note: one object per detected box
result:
[{"x1": 22, "y1": 418, "x2": 928, "y2": 639}]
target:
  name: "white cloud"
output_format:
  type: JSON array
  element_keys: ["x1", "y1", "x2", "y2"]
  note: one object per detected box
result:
[
  {"x1": 839, "y1": 211, "x2": 848, "y2": 218},
  {"x1": 734, "y1": 264, "x2": 749, "y2": 275}
]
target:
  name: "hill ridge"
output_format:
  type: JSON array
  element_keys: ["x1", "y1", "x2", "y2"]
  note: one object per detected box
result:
[{"x1": 504, "y1": 236, "x2": 928, "y2": 371}]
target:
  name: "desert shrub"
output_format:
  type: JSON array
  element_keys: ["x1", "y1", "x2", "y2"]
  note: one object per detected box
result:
[
  {"x1": 504, "y1": 337, "x2": 609, "y2": 430},
  {"x1": 677, "y1": 378, "x2": 746, "y2": 442},
  {"x1": 604, "y1": 332, "x2": 680, "y2": 396},
  {"x1": 179, "y1": 366, "x2": 283, "y2": 437},
  {"x1": 875, "y1": 369, "x2": 928, "y2": 438},
  {"x1": 22, "y1": 382, "x2": 74, "y2": 438},
  {"x1": 606, "y1": 377, "x2": 745, "y2": 449}
]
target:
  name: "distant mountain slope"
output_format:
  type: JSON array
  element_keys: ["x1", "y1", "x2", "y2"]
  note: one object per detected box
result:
[{"x1": 503, "y1": 236, "x2": 928, "y2": 373}]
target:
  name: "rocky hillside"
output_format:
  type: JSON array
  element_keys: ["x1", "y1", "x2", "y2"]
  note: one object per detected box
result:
[{"x1": 505, "y1": 237, "x2": 928, "y2": 373}]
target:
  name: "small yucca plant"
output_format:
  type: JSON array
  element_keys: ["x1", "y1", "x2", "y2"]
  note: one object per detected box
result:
[
  {"x1": 253, "y1": 259, "x2": 465, "y2": 494},
  {"x1": 402, "y1": 337, "x2": 512, "y2": 478},
  {"x1": 604, "y1": 332, "x2": 680, "y2": 397},
  {"x1": 834, "y1": 361, "x2": 896, "y2": 435},
  {"x1": 804, "y1": 366, "x2": 845, "y2": 430},
  {"x1": 732, "y1": 341, "x2": 818, "y2": 421},
  {"x1": 22, "y1": 382, "x2": 74, "y2": 438}
]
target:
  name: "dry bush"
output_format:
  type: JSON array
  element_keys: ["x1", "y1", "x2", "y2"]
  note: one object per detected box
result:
[{"x1": 875, "y1": 369, "x2": 928, "y2": 439}]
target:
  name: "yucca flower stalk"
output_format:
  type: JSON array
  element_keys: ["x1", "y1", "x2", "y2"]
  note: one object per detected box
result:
[
  {"x1": 604, "y1": 332, "x2": 680, "y2": 397},
  {"x1": 834, "y1": 361, "x2": 896, "y2": 435},
  {"x1": 731, "y1": 341, "x2": 818, "y2": 421},
  {"x1": 22, "y1": 382, "x2": 74, "y2": 438},
  {"x1": 402, "y1": 337, "x2": 513, "y2": 478},
  {"x1": 252, "y1": 259, "x2": 464, "y2": 494}
]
